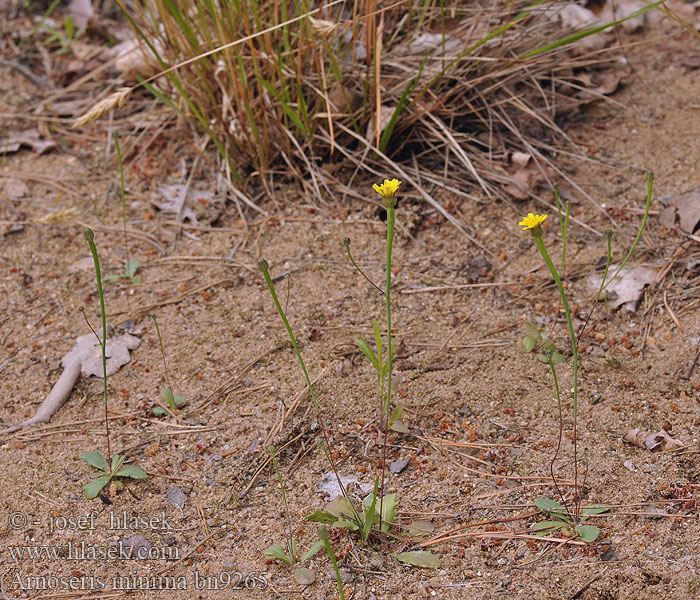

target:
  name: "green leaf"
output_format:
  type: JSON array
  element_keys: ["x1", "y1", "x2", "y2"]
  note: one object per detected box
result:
[
  {"x1": 396, "y1": 550, "x2": 440, "y2": 569},
  {"x1": 83, "y1": 475, "x2": 111, "y2": 500},
  {"x1": 264, "y1": 544, "x2": 292, "y2": 564},
  {"x1": 306, "y1": 510, "x2": 339, "y2": 525},
  {"x1": 551, "y1": 352, "x2": 566, "y2": 364},
  {"x1": 356, "y1": 338, "x2": 379, "y2": 370},
  {"x1": 361, "y1": 479, "x2": 379, "y2": 542},
  {"x1": 536, "y1": 354, "x2": 548, "y2": 363},
  {"x1": 152, "y1": 406, "x2": 168, "y2": 417},
  {"x1": 521, "y1": 336, "x2": 536, "y2": 352},
  {"x1": 111, "y1": 453, "x2": 125, "y2": 474},
  {"x1": 580, "y1": 504, "x2": 611, "y2": 516},
  {"x1": 332, "y1": 518, "x2": 359, "y2": 531},
  {"x1": 530, "y1": 520, "x2": 566, "y2": 535},
  {"x1": 542, "y1": 340, "x2": 556, "y2": 352},
  {"x1": 80, "y1": 450, "x2": 109, "y2": 472},
  {"x1": 325, "y1": 497, "x2": 357, "y2": 521},
  {"x1": 300, "y1": 541, "x2": 323, "y2": 563},
  {"x1": 161, "y1": 388, "x2": 186, "y2": 409},
  {"x1": 104, "y1": 273, "x2": 121, "y2": 283},
  {"x1": 373, "y1": 320, "x2": 383, "y2": 366},
  {"x1": 526, "y1": 322, "x2": 542, "y2": 339},
  {"x1": 389, "y1": 405, "x2": 408, "y2": 433},
  {"x1": 535, "y1": 498, "x2": 564, "y2": 513},
  {"x1": 125, "y1": 259, "x2": 140, "y2": 278},
  {"x1": 575, "y1": 525, "x2": 601, "y2": 543},
  {"x1": 390, "y1": 420, "x2": 409, "y2": 434},
  {"x1": 115, "y1": 465, "x2": 148, "y2": 479},
  {"x1": 379, "y1": 493, "x2": 398, "y2": 532},
  {"x1": 64, "y1": 16, "x2": 74, "y2": 39}
]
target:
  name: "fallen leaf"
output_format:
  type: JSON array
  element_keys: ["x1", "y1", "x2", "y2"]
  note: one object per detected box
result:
[
  {"x1": 501, "y1": 153, "x2": 555, "y2": 200},
  {"x1": 154, "y1": 183, "x2": 222, "y2": 225},
  {"x1": 623, "y1": 427, "x2": 683, "y2": 451},
  {"x1": 0, "y1": 330, "x2": 140, "y2": 435},
  {"x1": 68, "y1": 0, "x2": 93, "y2": 29},
  {"x1": 0, "y1": 178, "x2": 29, "y2": 198},
  {"x1": 587, "y1": 265, "x2": 655, "y2": 311},
  {"x1": 658, "y1": 187, "x2": 700, "y2": 234},
  {"x1": 0, "y1": 130, "x2": 56, "y2": 155}
]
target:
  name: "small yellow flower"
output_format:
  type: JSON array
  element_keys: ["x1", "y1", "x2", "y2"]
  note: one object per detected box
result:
[
  {"x1": 519, "y1": 213, "x2": 547, "y2": 231},
  {"x1": 373, "y1": 178, "x2": 402, "y2": 199}
]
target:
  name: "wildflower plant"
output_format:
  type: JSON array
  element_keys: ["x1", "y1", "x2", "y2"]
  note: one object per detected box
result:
[
  {"x1": 345, "y1": 178, "x2": 401, "y2": 530},
  {"x1": 520, "y1": 173, "x2": 653, "y2": 538},
  {"x1": 80, "y1": 228, "x2": 147, "y2": 499}
]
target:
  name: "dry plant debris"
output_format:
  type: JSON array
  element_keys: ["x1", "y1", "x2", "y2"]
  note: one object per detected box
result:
[
  {"x1": 622, "y1": 427, "x2": 684, "y2": 451},
  {"x1": 0, "y1": 331, "x2": 140, "y2": 435},
  {"x1": 587, "y1": 265, "x2": 656, "y2": 311}
]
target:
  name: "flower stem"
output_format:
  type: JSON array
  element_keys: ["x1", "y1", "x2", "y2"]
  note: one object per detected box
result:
[
  {"x1": 533, "y1": 233, "x2": 579, "y2": 519},
  {"x1": 258, "y1": 259, "x2": 361, "y2": 526},
  {"x1": 83, "y1": 228, "x2": 111, "y2": 464},
  {"x1": 379, "y1": 205, "x2": 395, "y2": 530}
]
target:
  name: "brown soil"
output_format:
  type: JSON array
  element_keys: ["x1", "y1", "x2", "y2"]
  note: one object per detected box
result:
[{"x1": 1, "y1": 12, "x2": 700, "y2": 600}]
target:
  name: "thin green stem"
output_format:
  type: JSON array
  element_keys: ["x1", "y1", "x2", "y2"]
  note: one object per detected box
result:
[
  {"x1": 151, "y1": 314, "x2": 177, "y2": 414},
  {"x1": 547, "y1": 355, "x2": 571, "y2": 519},
  {"x1": 258, "y1": 259, "x2": 361, "y2": 525},
  {"x1": 270, "y1": 445, "x2": 295, "y2": 563},
  {"x1": 379, "y1": 205, "x2": 395, "y2": 531},
  {"x1": 533, "y1": 233, "x2": 578, "y2": 519},
  {"x1": 318, "y1": 527, "x2": 345, "y2": 600},
  {"x1": 83, "y1": 228, "x2": 110, "y2": 464},
  {"x1": 343, "y1": 238, "x2": 384, "y2": 296},
  {"x1": 602, "y1": 171, "x2": 654, "y2": 291},
  {"x1": 113, "y1": 132, "x2": 131, "y2": 281}
]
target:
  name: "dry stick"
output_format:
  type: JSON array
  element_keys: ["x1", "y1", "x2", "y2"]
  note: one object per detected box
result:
[
  {"x1": 108, "y1": 277, "x2": 237, "y2": 318},
  {"x1": 188, "y1": 347, "x2": 278, "y2": 416}
]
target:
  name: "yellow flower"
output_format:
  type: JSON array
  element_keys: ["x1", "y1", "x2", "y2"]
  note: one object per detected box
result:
[
  {"x1": 519, "y1": 213, "x2": 547, "y2": 231},
  {"x1": 373, "y1": 178, "x2": 402, "y2": 199}
]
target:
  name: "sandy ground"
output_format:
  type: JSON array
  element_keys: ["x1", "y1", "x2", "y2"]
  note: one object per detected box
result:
[{"x1": 1, "y1": 11, "x2": 700, "y2": 600}]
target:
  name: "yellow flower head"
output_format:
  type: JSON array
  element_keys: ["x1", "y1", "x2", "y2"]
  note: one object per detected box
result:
[
  {"x1": 373, "y1": 178, "x2": 402, "y2": 199},
  {"x1": 519, "y1": 213, "x2": 547, "y2": 231}
]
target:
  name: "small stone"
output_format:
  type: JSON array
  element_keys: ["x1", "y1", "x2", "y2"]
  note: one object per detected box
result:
[
  {"x1": 113, "y1": 534, "x2": 151, "y2": 559},
  {"x1": 390, "y1": 458, "x2": 410, "y2": 474},
  {"x1": 293, "y1": 567, "x2": 315, "y2": 585},
  {"x1": 167, "y1": 486, "x2": 188, "y2": 509}
]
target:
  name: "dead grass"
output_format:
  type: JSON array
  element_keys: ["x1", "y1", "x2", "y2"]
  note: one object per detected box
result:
[{"x1": 113, "y1": 0, "x2": 662, "y2": 215}]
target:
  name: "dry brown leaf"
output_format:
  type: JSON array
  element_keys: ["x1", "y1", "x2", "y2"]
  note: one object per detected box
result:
[
  {"x1": 587, "y1": 265, "x2": 655, "y2": 311},
  {"x1": 657, "y1": 187, "x2": 700, "y2": 234},
  {"x1": 0, "y1": 331, "x2": 140, "y2": 435},
  {"x1": 623, "y1": 427, "x2": 683, "y2": 451},
  {"x1": 0, "y1": 178, "x2": 29, "y2": 198},
  {"x1": 0, "y1": 130, "x2": 56, "y2": 155},
  {"x1": 501, "y1": 153, "x2": 555, "y2": 200}
]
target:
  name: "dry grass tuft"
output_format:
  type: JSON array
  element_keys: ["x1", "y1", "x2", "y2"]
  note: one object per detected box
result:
[{"x1": 110, "y1": 0, "x2": 662, "y2": 220}]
